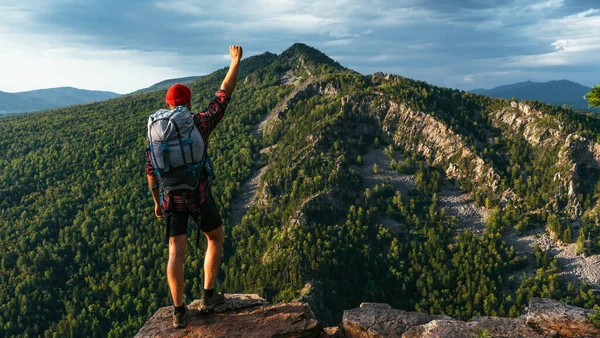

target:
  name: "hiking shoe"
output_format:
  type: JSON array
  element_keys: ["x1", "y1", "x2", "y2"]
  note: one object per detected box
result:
[
  {"x1": 199, "y1": 292, "x2": 225, "y2": 311},
  {"x1": 172, "y1": 306, "x2": 188, "y2": 329}
]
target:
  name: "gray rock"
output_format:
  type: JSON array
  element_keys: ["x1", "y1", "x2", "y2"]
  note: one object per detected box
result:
[
  {"x1": 136, "y1": 295, "x2": 321, "y2": 338},
  {"x1": 525, "y1": 297, "x2": 600, "y2": 338},
  {"x1": 403, "y1": 317, "x2": 543, "y2": 338},
  {"x1": 342, "y1": 302, "x2": 451, "y2": 337}
]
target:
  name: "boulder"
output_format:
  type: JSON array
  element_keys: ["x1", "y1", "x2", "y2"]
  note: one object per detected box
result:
[
  {"x1": 342, "y1": 303, "x2": 451, "y2": 337},
  {"x1": 135, "y1": 294, "x2": 321, "y2": 338},
  {"x1": 524, "y1": 297, "x2": 600, "y2": 338}
]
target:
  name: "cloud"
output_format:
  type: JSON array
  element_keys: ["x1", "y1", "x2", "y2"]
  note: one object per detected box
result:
[
  {"x1": 154, "y1": 0, "x2": 204, "y2": 16},
  {"x1": 369, "y1": 55, "x2": 392, "y2": 62},
  {"x1": 0, "y1": 31, "x2": 188, "y2": 93},
  {"x1": 503, "y1": 7, "x2": 600, "y2": 68},
  {"x1": 463, "y1": 75, "x2": 475, "y2": 83},
  {"x1": 322, "y1": 39, "x2": 355, "y2": 47},
  {"x1": 527, "y1": 0, "x2": 564, "y2": 11},
  {"x1": 462, "y1": 70, "x2": 523, "y2": 84}
]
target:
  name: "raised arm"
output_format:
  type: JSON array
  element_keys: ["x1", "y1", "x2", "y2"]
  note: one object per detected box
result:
[{"x1": 220, "y1": 45, "x2": 243, "y2": 95}]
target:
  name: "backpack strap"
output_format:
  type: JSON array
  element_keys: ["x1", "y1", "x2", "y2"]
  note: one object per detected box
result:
[
  {"x1": 168, "y1": 116, "x2": 189, "y2": 168},
  {"x1": 161, "y1": 143, "x2": 170, "y2": 172}
]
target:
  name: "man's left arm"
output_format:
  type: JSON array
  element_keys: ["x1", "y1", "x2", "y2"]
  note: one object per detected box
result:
[
  {"x1": 193, "y1": 91, "x2": 231, "y2": 138},
  {"x1": 145, "y1": 151, "x2": 163, "y2": 218}
]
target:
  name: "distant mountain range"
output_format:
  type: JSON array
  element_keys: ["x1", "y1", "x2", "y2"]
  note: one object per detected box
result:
[
  {"x1": 471, "y1": 80, "x2": 595, "y2": 111},
  {"x1": 0, "y1": 87, "x2": 120, "y2": 115}
]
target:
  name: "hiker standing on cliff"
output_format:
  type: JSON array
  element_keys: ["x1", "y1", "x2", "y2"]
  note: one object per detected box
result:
[{"x1": 145, "y1": 45, "x2": 242, "y2": 328}]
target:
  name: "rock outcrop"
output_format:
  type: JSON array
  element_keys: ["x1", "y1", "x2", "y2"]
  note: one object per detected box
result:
[
  {"x1": 345, "y1": 97, "x2": 501, "y2": 195},
  {"x1": 259, "y1": 80, "x2": 339, "y2": 137},
  {"x1": 492, "y1": 102, "x2": 563, "y2": 148},
  {"x1": 342, "y1": 298, "x2": 599, "y2": 338},
  {"x1": 137, "y1": 296, "x2": 599, "y2": 337},
  {"x1": 342, "y1": 303, "x2": 452, "y2": 337},
  {"x1": 525, "y1": 298, "x2": 600, "y2": 338},
  {"x1": 403, "y1": 317, "x2": 543, "y2": 338},
  {"x1": 490, "y1": 101, "x2": 600, "y2": 219},
  {"x1": 135, "y1": 294, "x2": 321, "y2": 338},
  {"x1": 556, "y1": 134, "x2": 600, "y2": 219}
]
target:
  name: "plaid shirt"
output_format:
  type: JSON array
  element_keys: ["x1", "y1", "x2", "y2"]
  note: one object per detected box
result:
[{"x1": 146, "y1": 89, "x2": 231, "y2": 211}]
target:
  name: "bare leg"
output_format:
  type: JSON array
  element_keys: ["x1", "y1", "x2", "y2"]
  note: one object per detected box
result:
[
  {"x1": 203, "y1": 226, "x2": 223, "y2": 289},
  {"x1": 168, "y1": 234, "x2": 187, "y2": 306}
]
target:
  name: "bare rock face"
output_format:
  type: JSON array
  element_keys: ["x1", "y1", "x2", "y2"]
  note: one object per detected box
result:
[
  {"x1": 403, "y1": 317, "x2": 543, "y2": 338},
  {"x1": 135, "y1": 294, "x2": 321, "y2": 338},
  {"x1": 342, "y1": 303, "x2": 452, "y2": 337},
  {"x1": 402, "y1": 319, "x2": 475, "y2": 338},
  {"x1": 491, "y1": 101, "x2": 562, "y2": 148},
  {"x1": 489, "y1": 101, "x2": 600, "y2": 220},
  {"x1": 342, "y1": 300, "x2": 598, "y2": 338},
  {"x1": 322, "y1": 326, "x2": 345, "y2": 337},
  {"x1": 261, "y1": 80, "x2": 339, "y2": 137},
  {"x1": 468, "y1": 316, "x2": 544, "y2": 338},
  {"x1": 363, "y1": 99, "x2": 501, "y2": 195},
  {"x1": 556, "y1": 134, "x2": 600, "y2": 219},
  {"x1": 524, "y1": 297, "x2": 600, "y2": 338}
]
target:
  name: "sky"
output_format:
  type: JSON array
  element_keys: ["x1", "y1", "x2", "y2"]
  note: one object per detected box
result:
[{"x1": 0, "y1": 0, "x2": 598, "y2": 94}]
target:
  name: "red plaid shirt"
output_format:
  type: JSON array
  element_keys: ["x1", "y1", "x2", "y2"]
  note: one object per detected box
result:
[{"x1": 146, "y1": 89, "x2": 231, "y2": 211}]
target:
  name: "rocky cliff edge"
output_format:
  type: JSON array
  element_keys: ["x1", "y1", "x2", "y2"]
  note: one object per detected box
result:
[{"x1": 136, "y1": 295, "x2": 599, "y2": 338}]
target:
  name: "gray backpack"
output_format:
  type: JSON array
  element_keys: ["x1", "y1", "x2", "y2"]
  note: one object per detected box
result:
[{"x1": 147, "y1": 106, "x2": 213, "y2": 194}]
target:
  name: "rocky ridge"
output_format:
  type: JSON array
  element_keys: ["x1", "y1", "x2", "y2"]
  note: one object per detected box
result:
[
  {"x1": 490, "y1": 102, "x2": 600, "y2": 219},
  {"x1": 136, "y1": 295, "x2": 600, "y2": 337},
  {"x1": 259, "y1": 79, "x2": 339, "y2": 137},
  {"x1": 343, "y1": 96, "x2": 502, "y2": 195}
]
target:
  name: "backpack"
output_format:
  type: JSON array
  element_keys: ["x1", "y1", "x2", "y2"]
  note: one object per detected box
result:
[{"x1": 147, "y1": 106, "x2": 214, "y2": 194}]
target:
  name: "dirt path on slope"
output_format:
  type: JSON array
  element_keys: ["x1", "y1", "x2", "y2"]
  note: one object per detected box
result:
[
  {"x1": 229, "y1": 110, "x2": 271, "y2": 226},
  {"x1": 229, "y1": 166, "x2": 267, "y2": 226}
]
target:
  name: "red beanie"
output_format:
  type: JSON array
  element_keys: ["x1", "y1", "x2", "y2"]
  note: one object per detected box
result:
[{"x1": 165, "y1": 84, "x2": 192, "y2": 106}]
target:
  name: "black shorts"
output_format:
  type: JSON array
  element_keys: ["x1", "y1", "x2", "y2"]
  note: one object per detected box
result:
[{"x1": 164, "y1": 191, "x2": 222, "y2": 239}]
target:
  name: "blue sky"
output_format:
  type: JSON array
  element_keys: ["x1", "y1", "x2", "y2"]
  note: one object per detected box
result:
[{"x1": 1, "y1": 0, "x2": 598, "y2": 94}]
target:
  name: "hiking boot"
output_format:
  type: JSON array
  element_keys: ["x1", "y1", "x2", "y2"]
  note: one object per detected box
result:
[
  {"x1": 172, "y1": 306, "x2": 188, "y2": 329},
  {"x1": 199, "y1": 292, "x2": 225, "y2": 312}
]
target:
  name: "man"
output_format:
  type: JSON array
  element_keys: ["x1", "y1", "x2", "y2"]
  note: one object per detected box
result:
[{"x1": 146, "y1": 45, "x2": 243, "y2": 328}]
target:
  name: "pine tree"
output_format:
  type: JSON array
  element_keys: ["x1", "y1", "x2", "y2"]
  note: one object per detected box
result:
[
  {"x1": 585, "y1": 84, "x2": 600, "y2": 108},
  {"x1": 562, "y1": 226, "x2": 572, "y2": 244},
  {"x1": 576, "y1": 228, "x2": 586, "y2": 255}
]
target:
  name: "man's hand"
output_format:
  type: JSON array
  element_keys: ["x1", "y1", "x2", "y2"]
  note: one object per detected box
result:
[
  {"x1": 230, "y1": 45, "x2": 243, "y2": 62},
  {"x1": 155, "y1": 204, "x2": 164, "y2": 219},
  {"x1": 221, "y1": 45, "x2": 242, "y2": 94}
]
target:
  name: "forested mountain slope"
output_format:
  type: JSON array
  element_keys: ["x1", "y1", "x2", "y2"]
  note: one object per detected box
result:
[{"x1": 1, "y1": 43, "x2": 600, "y2": 337}]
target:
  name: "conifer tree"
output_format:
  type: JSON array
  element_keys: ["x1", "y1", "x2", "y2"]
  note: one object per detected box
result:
[{"x1": 585, "y1": 84, "x2": 600, "y2": 108}]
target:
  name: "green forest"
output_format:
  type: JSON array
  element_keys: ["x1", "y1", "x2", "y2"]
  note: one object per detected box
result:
[{"x1": 1, "y1": 43, "x2": 600, "y2": 337}]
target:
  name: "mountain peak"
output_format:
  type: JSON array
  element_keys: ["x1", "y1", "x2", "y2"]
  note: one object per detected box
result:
[{"x1": 278, "y1": 42, "x2": 343, "y2": 70}]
